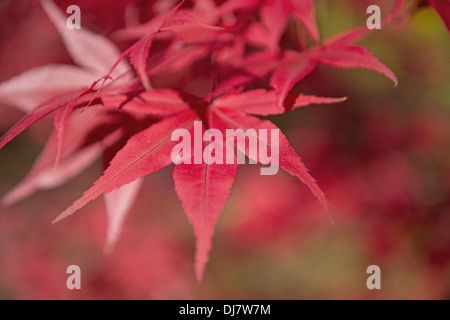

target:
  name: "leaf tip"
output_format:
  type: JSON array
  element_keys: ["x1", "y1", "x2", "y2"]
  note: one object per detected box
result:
[
  {"x1": 195, "y1": 264, "x2": 206, "y2": 283},
  {"x1": 52, "y1": 210, "x2": 70, "y2": 224},
  {"x1": 327, "y1": 209, "x2": 336, "y2": 226},
  {"x1": 143, "y1": 81, "x2": 152, "y2": 91},
  {"x1": 52, "y1": 155, "x2": 61, "y2": 173}
]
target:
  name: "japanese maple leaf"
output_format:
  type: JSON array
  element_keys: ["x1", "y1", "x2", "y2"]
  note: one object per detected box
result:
[
  {"x1": 0, "y1": 0, "x2": 225, "y2": 259},
  {"x1": 111, "y1": 0, "x2": 278, "y2": 84},
  {"x1": 199, "y1": 0, "x2": 318, "y2": 51},
  {"x1": 259, "y1": 0, "x2": 319, "y2": 50},
  {"x1": 0, "y1": 0, "x2": 405, "y2": 282},
  {"x1": 0, "y1": 0, "x2": 129, "y2": 113},
  {"x1": 50, "y1": 87, "x2": 346, "y2": 281},
  {"x1": 271, "y1": 30, "x2": 398, "y2": 109},
  {"x1": 269, "y1": 0, "x2": 408, "y2": 108},
  {"x1": 0, "y1": 0, "x2": 141, "y2": 251},
  {"x1": 1, "y1": 106, "x2": 120, "y2": 207},
  {"x1": 105, "y1": 0, "x2": 222, "y2": 91},
  {"x1": 0, "y1": 0, "x2": 133, "y2": 166}
]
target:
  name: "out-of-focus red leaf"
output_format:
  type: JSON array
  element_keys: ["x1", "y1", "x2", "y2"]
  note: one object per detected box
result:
[
  {"x1": 127, "y1": 33, "x2": 158, "y2": 90},
  {"x1": 104, "y1": 178, "x2": 144, "y2": 252},
  {"x1": 1, "y1": 106, "x2": 122, "y2": 207},
  {"x1": 0, "y1": 65, "x2": 96, "y2": 112},
  {"x1": 53, "y1": 100, "x2": 78, "y2": 168},
  {"x1": 160, "y1": 10, "x2": 223, "y2": 31},
  {"x1": 41, "y1": 0, "x2": 129, "y2": 77},
  {"x1": 260, "y1": 0, "x2": 318, "y2": 51},
  {"x1": 0, "y1": 90, "x2": 86, "y2": 151},
  {"x1": 53, "y1": 109, "x2": 199, "y2": 223},
  {"x1": 108, "y1": 0, "x2": 220, "y2": 90}
]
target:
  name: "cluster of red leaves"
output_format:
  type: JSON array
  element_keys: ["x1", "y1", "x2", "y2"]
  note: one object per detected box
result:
[{"x1": 0, "y1": 0, "x2": 447, "y2": 281}]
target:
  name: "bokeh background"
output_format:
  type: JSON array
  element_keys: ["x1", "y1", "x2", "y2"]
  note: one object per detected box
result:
[{"x1": 0, "y1": 0, "x2": 449, "y2": 299}]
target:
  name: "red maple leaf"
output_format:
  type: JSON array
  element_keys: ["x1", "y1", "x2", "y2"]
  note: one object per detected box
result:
[{"x1": 0, "y1": 0, "x2": 403, "y2": 281}]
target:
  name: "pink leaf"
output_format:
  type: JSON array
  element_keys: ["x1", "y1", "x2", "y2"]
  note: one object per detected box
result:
[
  {"x1": 0, "y1": 65, "x2": 96, "y2": 112},
  {"x1": 53, "y1": 109, "x2": 199, "y2": 223},
  {"x1": 102, "y1": 89, "x2": 189, "y2": 116},
  {"x1": 291, "y1": 0, "x2": 319, "y2": 42},
  {"x1": 127, "y1": 33, "x2": 157, "y2": 90},
  {"x1": 324, "y1": 27, "x2": 372, "y2": 46},
  {"x1": 212, "y1": 90, "x2": 278, "y2": 113},
  {"x1": 270, "y1": 51, "x2": 318, "y2": 109},
  {"x1": 105, "y1": 1, "x2": 181, "y2": 89},
  {"x1": 211, "y1": 108, "x2": 332, "y2": 220},
  {"x1": 149, "y1": 45, "x2": 211, "y2": 78},
  {"x1": 310, "y1": 44, "x2": 398, "y2": 86},
  {"x1": 205, "y1": 75, "x2": 255, "y2": 101},
  {"x1": 173, "y1": 133, "x2": 237, "y2": 281},
  {"x1": 260, "y1": 0, "x2": 318, "y2": 51},
  {"x1": 160, "y1": 10, "x2": 223, "y2": 31},
  {"x1": 41, "y1": 0, "x2": 129, "y2": 77},
  {"x1": 213, "y1": 90, "x2": 347, "y2": 115},
  {"x1": 260, "y1": 0, "x2": 292, "y2": 51},
  {"x1": 0, "y1": 91, "x2": 86, "y2": 151},
  {"x1": 1, "y1": 106, "x2": 120, "y2": 207},
  {"x1": 286, "y1": 94, "x2": 347, "y2": 112},
  {"x1": 239, "y1": 52, "x2": 281, "y2": 78},
  {"x1": 104, "y1": 178, "x2": 144, "y2": 253},
  {"x1": 53, "y1": 101, "x2": 77, "y2": 168},
  {"x1": 114, "y1": 14, "x2": 166, "y2": 40},
  {"x1": 2, "y1": 144, "x2": 101, "y2": 208},
  {"x1": 116, "y1": 5, "x2": 221, "y2": 40},
  {"x1": 107, "y1": 1, "x2": 223, "y2": 90}
]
